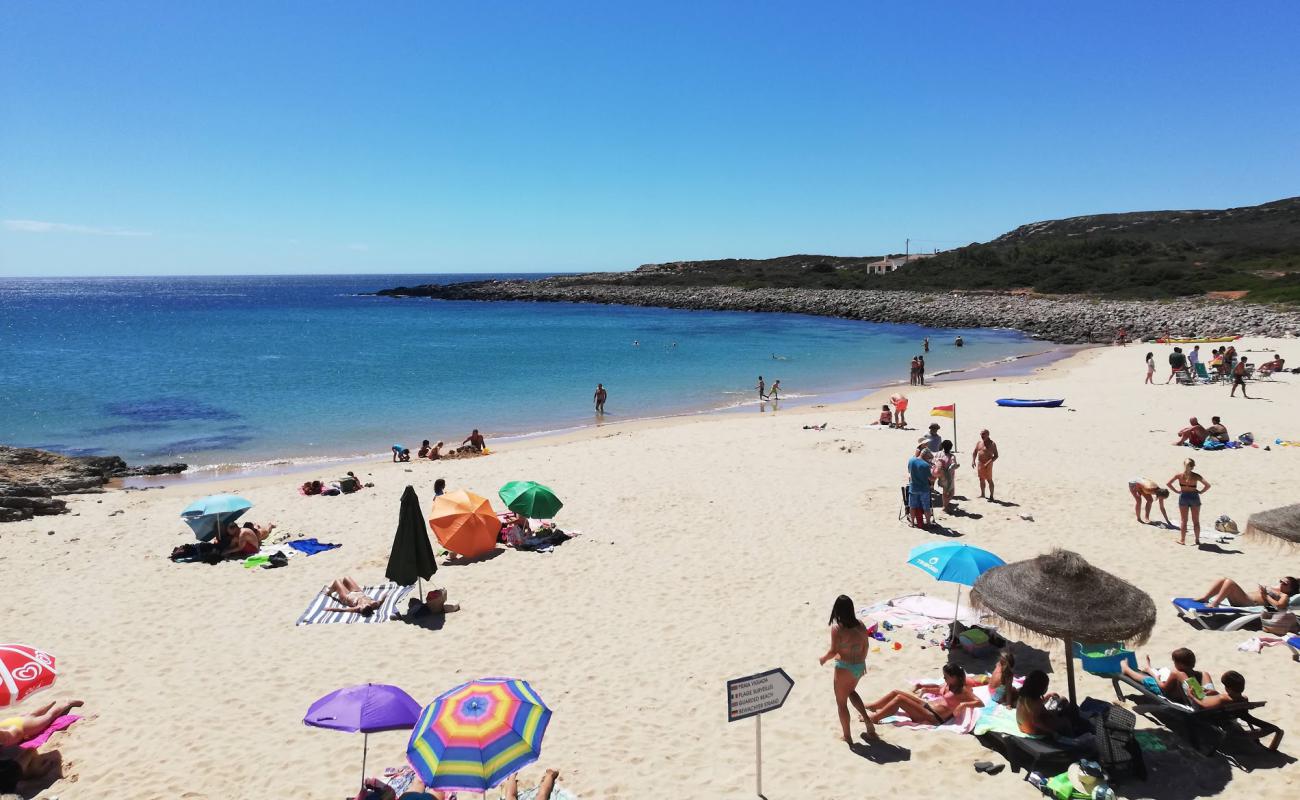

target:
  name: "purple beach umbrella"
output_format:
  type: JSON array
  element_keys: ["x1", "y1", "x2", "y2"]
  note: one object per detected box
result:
[{"x1": 304, "y1": 683, "x2": 422, "y2": 788}]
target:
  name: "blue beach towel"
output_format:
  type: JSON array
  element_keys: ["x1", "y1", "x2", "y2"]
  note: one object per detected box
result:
[{"x1": 288, "y1": 537, "x2": 342, "y2": 556}]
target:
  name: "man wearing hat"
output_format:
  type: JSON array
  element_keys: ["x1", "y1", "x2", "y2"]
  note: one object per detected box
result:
[{"x1": 922, "y1": 423, "x2": 943, "y2": 455}]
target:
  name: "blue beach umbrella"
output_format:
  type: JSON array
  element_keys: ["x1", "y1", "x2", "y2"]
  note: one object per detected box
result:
[
  {"x1": 180, "y1": 494, "x2": 252, "y2": 541},
  {"x1": 907, "y1": 541, "x2": 1005, "y2": 626}
]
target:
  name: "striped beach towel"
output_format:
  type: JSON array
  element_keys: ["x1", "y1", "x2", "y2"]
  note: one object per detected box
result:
[{"x1": 295, "y1": 583, "x2": 413, "y2": 626}]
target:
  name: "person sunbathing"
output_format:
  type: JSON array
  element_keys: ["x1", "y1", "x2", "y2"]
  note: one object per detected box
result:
[
  {"x1": 1119, "y1": 647, "x2": 1215, "y2": 704},
  {"x1": 0, "y1": 699, "x2": 83, "y2": 785},
  {"x1": 1016, "y1": 670, "x2": 1073, "y2": 737},
  {"x1": 326, "y1": 576, "x2": 387, "y2": 616},
  {"x1": 1173, "y1": 417, "x2": 1207, "y2": 447},
  {"x1": 1189, "y1": 671, "x2": 1283, "y2": 749},
  {"x1": 866, "y1": 663, "x2": 982, "y2": 725},
  {"x1": 1127, "y1": 479, "x2": 1172, "y2": 526},
  {"x1": 222, "y1": 521, "x2": 264, "y2": 556},
  {"x1": 1259, "y1": 355, "x2": 1286, "y2": 375},
  {"x1": 873, "y1": 405, "x2": 893, "y2": 426},
  {"x1": 502, "y1": 513, "x2": 533, "y2": 548},
  {"x1": 1205, "y1": 416, "x2": 1229, "y2": 443},
  {"x1": 986, "y1": 651, "x2": 1016, "y2": 707},
  {"x1": 1195, "y1": 576, "x2": 1298, "y2": 609}
]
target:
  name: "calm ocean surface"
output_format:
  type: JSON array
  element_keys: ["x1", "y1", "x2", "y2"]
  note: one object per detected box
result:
[{"x1": 0, "y1": 275, "x2": 1044, "y2": 471}]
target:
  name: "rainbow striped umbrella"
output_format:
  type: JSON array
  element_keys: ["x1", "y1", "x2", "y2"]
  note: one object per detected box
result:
[{"x1": 406, "y1": 677, "x2": 551, "y2": 793}]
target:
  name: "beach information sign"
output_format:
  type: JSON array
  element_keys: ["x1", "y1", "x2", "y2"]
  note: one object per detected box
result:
[{"x1": 727, "y1": 668, "x2": 794, "y2": 798}]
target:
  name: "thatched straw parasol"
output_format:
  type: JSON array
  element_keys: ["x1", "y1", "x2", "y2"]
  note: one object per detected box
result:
[
  {"x1": 1243, "y1": 504, "x2": 1300, "y2": 548},
  {"x1": 971, "y1": 548, "x2": 1156, "y2": 704}
]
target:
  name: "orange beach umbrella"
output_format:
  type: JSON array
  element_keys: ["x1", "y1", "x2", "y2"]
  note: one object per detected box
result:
[{"x1": 429, "y1": 490, "x2": 500, "y2": 558}]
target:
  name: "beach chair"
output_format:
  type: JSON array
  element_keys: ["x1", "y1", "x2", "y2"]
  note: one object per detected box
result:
[
  {"x1": 1103, "y1": 672, "x2": 1279, "y2": 757},
  {"x1": 1195, "y1": 363, "x2": 1213, "y2": 382},
  {"x1": 1171, "y1": 597, "x2": 1265, "y2": 631}
]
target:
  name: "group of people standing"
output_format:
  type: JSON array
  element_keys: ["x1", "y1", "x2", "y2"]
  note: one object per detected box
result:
[
  {"x1": 905, "y1": 425, "x2": 999, "y2": 528},
  {"x1": 1146, "y1": 344, "x2": 1254, "y2": 397}
]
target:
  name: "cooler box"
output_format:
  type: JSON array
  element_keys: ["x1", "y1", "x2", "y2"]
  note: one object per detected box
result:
[{"x1": 1073, "y1": 642, "x2": 1136, "y2": 674}]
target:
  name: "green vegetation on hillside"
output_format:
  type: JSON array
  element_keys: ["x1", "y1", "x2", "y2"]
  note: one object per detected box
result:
[{"x1": 592, "y1": 198, "x2": 1300, "y2": 303}]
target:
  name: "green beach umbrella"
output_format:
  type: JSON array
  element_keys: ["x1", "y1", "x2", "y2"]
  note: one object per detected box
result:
[{"x1": 498, "y1": 481, "x2": 563, "y2": 519}]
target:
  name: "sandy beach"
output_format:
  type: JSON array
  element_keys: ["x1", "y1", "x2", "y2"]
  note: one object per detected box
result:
[{"x1": 4, "y1": 337, "x2": 1299, "y2": 799}]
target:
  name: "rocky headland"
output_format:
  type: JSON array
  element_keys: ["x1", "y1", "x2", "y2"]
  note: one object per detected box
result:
[
  {"x1": 376, "y1": 277, "x2": 1300, "y2": 344},
  {"x1": 0, "y1": 446, "x2": 186, "y2": 522}
]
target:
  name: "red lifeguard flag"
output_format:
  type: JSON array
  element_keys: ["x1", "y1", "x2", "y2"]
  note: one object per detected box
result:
[{"x1": 931, "y1": 404, "x2": 956, "y2": 418}]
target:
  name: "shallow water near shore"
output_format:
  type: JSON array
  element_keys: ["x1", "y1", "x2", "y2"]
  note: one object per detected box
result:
[{"x1": 1, "y1": 274, "x2": 1046, "y2": 471}]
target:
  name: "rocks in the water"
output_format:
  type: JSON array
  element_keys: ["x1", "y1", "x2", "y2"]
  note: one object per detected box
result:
[
  {"x1": 0, "y1": 445, "x2": 188, "y2": 523},
  {"x1": 378, "y1": 280, "x2": 1300, "y2": 344}
]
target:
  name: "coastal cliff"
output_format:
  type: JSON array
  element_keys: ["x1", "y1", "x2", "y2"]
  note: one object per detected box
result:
[{"x1": 376, "y1": 280, "x2": 1300, "y2": 343}]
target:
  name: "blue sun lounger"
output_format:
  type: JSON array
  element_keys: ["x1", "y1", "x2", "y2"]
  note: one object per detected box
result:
[{"x1": 1171, "y1": 598, "x2": 1264, "y2": 631}]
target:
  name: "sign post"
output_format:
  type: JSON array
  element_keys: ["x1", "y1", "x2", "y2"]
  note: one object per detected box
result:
[{"x1": 727, "y1": 668, "x2": 794, "y2": 799}]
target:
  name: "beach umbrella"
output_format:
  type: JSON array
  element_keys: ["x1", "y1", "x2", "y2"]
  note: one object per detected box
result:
[
  {"x1": 386, "y1": 486, "x2": 437, "y2": 597},
  {"x1": 971, "y1": 549, "x2": 1155, "y2": 705},
  {"x1": 907, "y1": 542, "x2": 1004, "y2": 630},
  {"x1": 429, "y1": 490, "x2": 499, "y2": 559},
  {"x1": 180, "y1": 494, "x2": 252, "y2": 541},
  {"x1": 0, "y1": 645, "x2": 57, "y2": 708},
  {"x1": 1243, "y1": 503, "x2": 1300, "y2": 548},
  {"x1": 498, "y1": 481, "x2": 563, "y2": 520},
  {"x1": 407, "y1": 677, "x2": 552, "y2": 794},
  {"x1": 304, "y1": 683, "x2": 422, "y2": 788}
]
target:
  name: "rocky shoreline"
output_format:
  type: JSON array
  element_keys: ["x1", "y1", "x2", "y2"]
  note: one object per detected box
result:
[
  {"x1": 376, "y1": 278, "x2": 1300, "y2": 344},
  {"x1": 0, "y1": 446, "x2": 186, "y2": 522}
]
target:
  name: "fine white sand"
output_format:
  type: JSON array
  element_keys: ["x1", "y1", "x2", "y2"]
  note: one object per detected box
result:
[{"x1": 4, "y1": 337, "x2": 1299, "y2": 799}]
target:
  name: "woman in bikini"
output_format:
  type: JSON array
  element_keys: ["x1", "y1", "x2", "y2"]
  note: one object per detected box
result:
[
  {"x1": 0, "y1": 698, "x2": 84, "y2": 784},
  {"x1": 1127, "y1": 478, "x2": 1172, "y2": 526},
  {"x1": 1195, "y1": 576, "x2": 1298, "y2": 609},
  {"x1": 1016, "y1": 670, "x2": 1072, "y2": 737},
  {"x1": 1166, "y1": 458, "x2": 1210, "y2": 545},
  {"x1": 326, "y1": 576, "x2": 387, "y2": 616},
  {"x1": 867, "y1": 663, "x2": 982, "y2": 726},
  {"x1": 818, "y1": 595, "x2": 873, "y2": 743}
]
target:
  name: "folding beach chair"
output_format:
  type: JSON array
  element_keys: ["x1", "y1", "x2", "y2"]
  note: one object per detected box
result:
[{"x1": 898, "y1": 485, "x2": 910, "y2": 521}]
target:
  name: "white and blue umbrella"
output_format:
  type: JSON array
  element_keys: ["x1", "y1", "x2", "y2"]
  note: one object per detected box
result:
[
  {"x1": 907, "y1": 541, "x2": 1005, "y2": 625},
  {"x1": 181, "y1": 494, "x2": 252, "y2": 541}
]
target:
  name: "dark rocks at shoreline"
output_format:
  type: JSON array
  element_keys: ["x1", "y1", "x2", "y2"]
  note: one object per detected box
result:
[
  {"x1": 376, "y1": 279, "x2": 1300, "y2": 344},
  {"x1": 0, "y1": 446, "x2": 187, "y2": 522}
]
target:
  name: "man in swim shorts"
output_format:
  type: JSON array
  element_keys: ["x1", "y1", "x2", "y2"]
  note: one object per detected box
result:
[
  {"x1": 593, "y1": 383, "x2": 607, "y2": 414},
  {"x1": 972, "y1": 429, "x2": 999, "y2": 501}
]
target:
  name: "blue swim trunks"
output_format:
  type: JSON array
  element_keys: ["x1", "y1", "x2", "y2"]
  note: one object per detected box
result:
[{"x1": 908, "y1": 488, "x2": 933, "y2": 511}]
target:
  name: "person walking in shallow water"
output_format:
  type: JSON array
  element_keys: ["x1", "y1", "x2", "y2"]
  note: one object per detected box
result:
[
  {"x1": 757, "y1": 375, "x2": 766, "y2": 401},
  {"x1": 593, "y1": 383, "x2": 607, "y2": 414},
  {"x1": 819, "y1": 594, "x2": 875, "y2": 743}
]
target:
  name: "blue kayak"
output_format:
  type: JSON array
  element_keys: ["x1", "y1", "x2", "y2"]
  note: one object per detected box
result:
[{"x1": 996, "y1": 398, "x2": 1064, "y2": 408}]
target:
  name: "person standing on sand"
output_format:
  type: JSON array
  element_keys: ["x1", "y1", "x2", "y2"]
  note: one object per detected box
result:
[
  {"x1": 933, "y1": 439, "x2": 958, "y2": 510},
  {"x1": 757, "y1": 375, "x2": 766, "y2": 401},
  {"x1": 918, "y1": 355, "x2": 926, "y2": 386},
  {"x1": 1167, "y1": 458, "x2": 1210, "y2": 546},
  {"x1": 594, "y1": 383, "x2": 607, "y2": 414},
  {"x1": 1166, "y1": 347, "x2": 1187, "y2": 384},
  {"x1": 1145, "y1": 352, "x2": 1155, "y2": 384},
  {"x1": 972, "y1": 429, "x2": 999, "y2": 501},
  {"x1": 907, "y1": 448, "x2": 935, "y2": 527},
  {"x1": 1230, "y1": 357, "x2": 1251, "y2": 398},
  {"x1": 1189, "y1": 345, "x2": 1201, "y2": 372},
  {"x1": 909, "y1": 356, "x2": 919, "y2": 386},
  {"x1": 819, "y1": 595, "x2": 875, "y2": 743}
]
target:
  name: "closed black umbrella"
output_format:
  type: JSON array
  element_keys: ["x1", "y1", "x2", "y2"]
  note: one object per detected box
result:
[{"x1": 386, "y1": 485, "x2": 437, "y2": 596}]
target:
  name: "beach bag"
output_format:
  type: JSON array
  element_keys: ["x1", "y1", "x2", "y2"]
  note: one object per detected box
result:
[
  {"x1": 338, "y1": 477, "x2": 360, "y2": 493},
  {"x1": 1238, "y1": 432, "x2": 1254, "y2": 446},
  {"x1": 958, "y1": 627, "x2": 995, "y2": 657},
  {"x1": 1262, "y1": 611, "x2": 1298, "y2": 635}
]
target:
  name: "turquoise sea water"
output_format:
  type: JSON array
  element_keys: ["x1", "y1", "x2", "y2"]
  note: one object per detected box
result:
[{"x1": 0, "y1": 275, "x2": 1044, "y2": 470}]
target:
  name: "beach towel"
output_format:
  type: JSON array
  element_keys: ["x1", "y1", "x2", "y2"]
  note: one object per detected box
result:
[
  {"x1": 17, "y1": 715, "x2": 80, "y2": 749},
  {"x1": 878, "y1": 684, "x2": 993, "y2": 734},
  {"x1": 1238, "y1": 636, "x2": 1289, "y2": 653},
  {"x1": 972, "y1": 701, "x2": 1040, "y2": 738},
  {"x1": 295, "y1": 583, "x2": 413, "y2": 625},
  {"x1": 288, "y1": 537, "x2": 342, "y2": 556},
  {"x1": 379, "y1": 766, "x2": 416, "y2": 796},
  {"x1": 859, "y1": 593, "x2": 984, "y2": 630}
]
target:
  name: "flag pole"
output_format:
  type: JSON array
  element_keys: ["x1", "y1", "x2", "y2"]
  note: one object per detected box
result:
[{"x1": 953, "y1": 405, "x2": 958, "y2": 454}]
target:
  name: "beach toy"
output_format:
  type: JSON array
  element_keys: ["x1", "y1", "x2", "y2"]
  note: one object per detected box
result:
[
  {"x1": 892, "y1": 642, "x2": 902, "y2": 651},
  {"x1": 995, "y1": 398, "x2": 1064, "y2": 408}
]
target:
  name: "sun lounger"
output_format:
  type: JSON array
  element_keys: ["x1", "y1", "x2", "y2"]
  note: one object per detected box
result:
[
  {"x1": 1101, "y1": 672, "x2": 1278, "y2": 756},
  {"x1": 295, "y1": 583, "x2": 413, "y2": 625},
  {"x1": 1172, "y1": 597, "x2": 1265, "y2": 631}
]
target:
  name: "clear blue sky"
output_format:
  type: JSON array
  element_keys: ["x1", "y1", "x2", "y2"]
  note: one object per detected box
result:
[{"x1": 2, "y1": 2, "x2": 1298, "y2": 276}]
